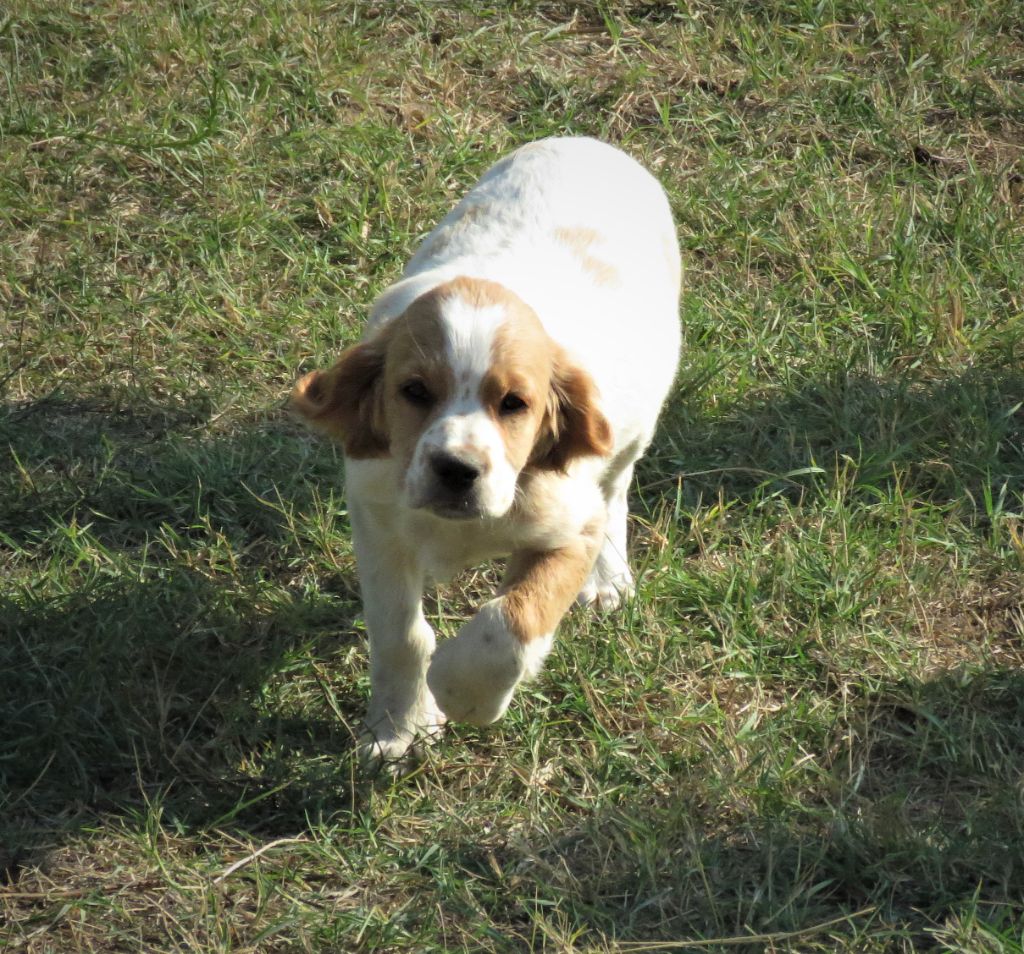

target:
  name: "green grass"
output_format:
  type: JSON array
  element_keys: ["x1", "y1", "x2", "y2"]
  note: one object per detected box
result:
[{"x1": 2, "y1": 0, "x2": 1024, "y2": 950}]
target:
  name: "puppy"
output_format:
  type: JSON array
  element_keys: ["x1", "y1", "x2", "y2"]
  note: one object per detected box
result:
[{"x1": 293, "y1": 137, "x2": 681, "y2": 767}]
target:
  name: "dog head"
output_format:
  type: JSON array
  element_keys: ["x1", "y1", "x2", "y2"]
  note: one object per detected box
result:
[{"x1": 292, "y1": 277, "x2": 612, "y2": 520}]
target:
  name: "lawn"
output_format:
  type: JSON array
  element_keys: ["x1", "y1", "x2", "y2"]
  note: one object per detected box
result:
[{"x1": 2, "y1": 1, "x2": 1023, "y2": 951}]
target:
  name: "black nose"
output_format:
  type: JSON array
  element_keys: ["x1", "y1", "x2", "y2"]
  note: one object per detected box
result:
[{"x1": 430, "y1": 452, "x2": 481, "y2": 493}]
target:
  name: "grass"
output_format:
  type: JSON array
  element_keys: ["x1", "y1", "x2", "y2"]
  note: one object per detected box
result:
[{"x1": 2, "y1": 0, "x2": 1023, "y2": 950}]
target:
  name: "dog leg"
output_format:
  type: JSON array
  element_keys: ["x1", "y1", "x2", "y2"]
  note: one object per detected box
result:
[
  {"x1": 577, "y1": 463, "x2": 636, "y2": 610},
  {"x1": 427, "y1": 520, "x2": 602, "y2": 724},
  {"x1": 350, "y1": 505, "x2": 445, "y2": 772}
]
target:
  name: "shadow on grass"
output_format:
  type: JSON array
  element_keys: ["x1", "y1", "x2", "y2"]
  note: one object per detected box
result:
[
  {"x1": 2, "y1": 357, "x2": 1022, "y2": 925},
  {"x1": 644, "y1": 362, "x2": 1024, "y2": 516},
  {"x1": 448, "y1": 669, "x2": 1024, "y2": 947},
  {"x1": 0, "y1": 395, "x2": 365, "y2": 872},
  {"x1": 0, "y1": 393, "x2": 345, "y2": 553}
]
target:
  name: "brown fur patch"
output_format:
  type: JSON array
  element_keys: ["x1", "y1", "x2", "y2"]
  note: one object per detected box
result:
[
  {"x1": 501, "y1": 519, "x2": 604, "y2": 642},
  {"x1": 479, "y1": 295, "x2": 558, "y2": 470},
  {"x1": 438, "y1": 274, "x2": 521, "y2": 310},
  {"x1": 554, "y1": 226, "x2": 620, "y2": 286},
  {"x1": 532, "y1": 355, "x2": 614, "y2": 471},
  {"x1": 291, "y1": 331, "x2": 392, "y2": 457},
  {"x1": 380, "y1": 292, "x2": 455, "y2": 470}
]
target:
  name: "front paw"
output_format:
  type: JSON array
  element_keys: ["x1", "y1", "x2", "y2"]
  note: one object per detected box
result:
[
  {"x1": 357, "y1": 730, "x2": 421, "y2": 777},
  {"x1": 358, "y1": 699, "x2": 446, "y2": 777},
  {"x1": 427, "y1": 602, "x2": 519, "y2": 725},
  {"x1": 427, "y1": 600, "x2": 554, "y2": 725}
]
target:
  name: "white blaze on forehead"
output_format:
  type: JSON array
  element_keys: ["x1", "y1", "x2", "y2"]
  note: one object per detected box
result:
[{"x1": 439, "y1": 294, "x2": 506, "y2": 391}]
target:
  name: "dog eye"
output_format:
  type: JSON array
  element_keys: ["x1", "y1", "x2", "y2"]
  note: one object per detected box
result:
[
  {"x1": 499, "y1": 393, "x2": 527, "y2": 415},
  {"x1": 400, "y1": 380, "x2": 433, "y2": 407}
]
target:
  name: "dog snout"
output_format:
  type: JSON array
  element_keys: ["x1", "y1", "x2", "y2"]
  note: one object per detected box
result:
[{"x1": 430, "y1": 451, "x2": 482, "y2": 494}]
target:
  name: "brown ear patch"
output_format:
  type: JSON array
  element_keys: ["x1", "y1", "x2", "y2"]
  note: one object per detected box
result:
[
  {"x1": 291, "y1": 336, "x2": 391, "y2": 458},
  {"x1": 533, "y1": 357, "x2": 613, "y2": 471}
]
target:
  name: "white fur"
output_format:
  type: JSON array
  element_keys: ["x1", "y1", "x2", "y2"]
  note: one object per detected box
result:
[
  {"x1": 427, "y1": 599, "x2": 554, "y2": 725},
  {"x1": 338, "y1": 137, "x2": 681, "y2": 770}
]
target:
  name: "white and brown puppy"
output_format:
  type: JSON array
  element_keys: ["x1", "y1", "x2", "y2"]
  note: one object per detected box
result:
[{"x1": 293, "y1": 137, "x2": 681, "y2": 766}]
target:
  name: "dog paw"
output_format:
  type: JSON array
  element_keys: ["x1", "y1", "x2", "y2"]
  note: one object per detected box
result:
[
  {"x1": 358, "y1": 703, "x2": 446, "y2": 777},
  {"x1": 357, "y1": 730, "x2": 421, "y2": 777},
  {"x1": 427, "y1": 600, "x2": 537, "y2": 725},
  {"x1": 576, "y1": 569, "x2": 634, "y2": 611}
]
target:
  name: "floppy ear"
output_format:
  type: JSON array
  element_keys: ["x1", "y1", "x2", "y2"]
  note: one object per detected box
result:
[
  {"x1": 533, "y1": 357, "x2": 613, "y2": 471},
  {"x1": 291, "y1": 337, "x2": 390, "y2": 458}
]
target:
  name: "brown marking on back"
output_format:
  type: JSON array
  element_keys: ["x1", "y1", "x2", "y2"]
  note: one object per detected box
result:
[{"x1": 553, "y1": 226, "x2": 620, "y2": 286}]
